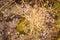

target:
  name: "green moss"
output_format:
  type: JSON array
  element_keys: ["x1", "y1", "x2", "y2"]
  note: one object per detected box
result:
[
  {"x1": 17, "y1": 17, "x2": 30, "y2": 34},
  {"x1": 17, "y1": 18, "x2": 25, "y2": 32}
]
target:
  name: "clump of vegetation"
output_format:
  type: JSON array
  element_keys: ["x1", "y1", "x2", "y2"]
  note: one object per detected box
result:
[
  {"x1": 0, "y1": 0, "x2": 60, "y2": 40},
  {"x1": 17, "y1": 17, "x2": 30, "y2": 34}
]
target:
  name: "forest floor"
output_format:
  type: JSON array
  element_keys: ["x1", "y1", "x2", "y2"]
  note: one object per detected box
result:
[{"x1": 0, "y1": 0, "x2": 60, "y2": 40}]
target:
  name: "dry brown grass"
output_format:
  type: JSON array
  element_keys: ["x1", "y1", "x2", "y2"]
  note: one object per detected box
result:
[{"x1": 0, "y1": 0, "x2": 60, "y2": 40}]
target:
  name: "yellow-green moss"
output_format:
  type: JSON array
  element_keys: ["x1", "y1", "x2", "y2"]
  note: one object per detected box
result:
[
  {"x1": 17, "y1": 17, "x2": 30, "y2": 34},
  {"x1": 17, "y1": 18, "x2": 25, "y2": 32}
]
